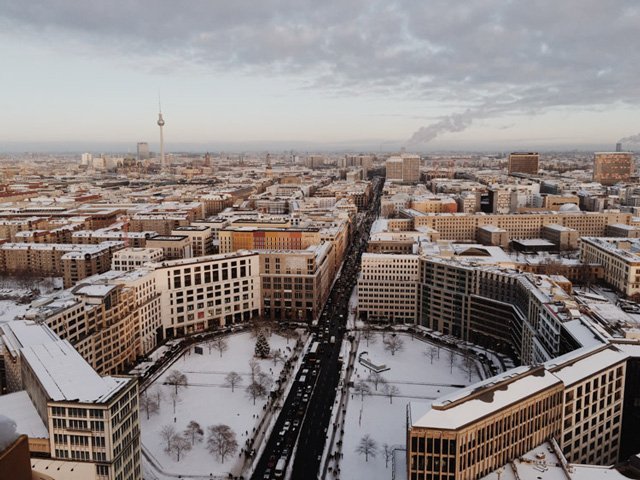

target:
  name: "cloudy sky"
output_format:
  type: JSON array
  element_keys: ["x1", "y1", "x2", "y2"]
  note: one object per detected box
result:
[{"x1": 1, "y1": 1, "x2": 640, "y2": 152}]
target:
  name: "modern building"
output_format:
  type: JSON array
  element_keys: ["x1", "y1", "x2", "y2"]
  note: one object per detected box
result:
[
  {"x1": 508, "y1": 152, "x2": 539, "y2": 175},
  {"x1": 579, "y1": 237, "x2": 640, "y2": 297},
  {"x1": 218, "y1": 227, "x2": 321, "y2": 254},
  {"x1": 593, "y1": 152, "x2": 634, "y2": 185},
  {"x1": 407, "y1": 344, "x2": 629, "y2": 480},
  {"x1": 357, "y1": 253, "x2": 420, "y2": 323},
  {"x1": 111, "y1": 248, "x2": 164, "y2": 271},
  {"x1": 258, "y1": 243, "x2": 334, "y2": 323},
  {"x1": 136, "y1": 142, "x2": 149, "y2": 161},
  {"x1": 0, "y1": 321, "x2": 140, "y2": 480},
  {"x1": 386, "y1": 155, "x2": 421, "y2": 184},
  {"x1": 146, "y1": 235, "x2": 192, "y2": 260}
]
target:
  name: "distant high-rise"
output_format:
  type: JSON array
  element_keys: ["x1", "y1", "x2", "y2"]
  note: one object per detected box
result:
[
  {"x1": 80, "y1": 152, "x2": 92, "y2": 166},
  {"x1": 136, "y1": 142, "x2": 149, "y2": 161},
  {"x1": 593, "y1": 152, "x2": 633, "y2": 186},
  {"x1": 616, "y1": 142, "x2": 623, "y2": 152},
  {"x1": 157, "y1": 101, "x2": 166, "y2": 169},
  {"x1": 508, "y1": 152, "x2": 539, "y2": 175},
  {"x1": 386, "y1": 154, "x2": 420, "y2": 183}
]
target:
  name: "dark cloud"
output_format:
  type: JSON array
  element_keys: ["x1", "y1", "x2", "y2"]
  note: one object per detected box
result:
[{"x1": 2, "y1": 1, "x2": 639, "y2": 143}]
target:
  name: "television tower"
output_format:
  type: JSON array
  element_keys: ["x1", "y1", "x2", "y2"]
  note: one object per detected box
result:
[{"x1": 157, "y1": 98, "x2": 166, "y2": 169}]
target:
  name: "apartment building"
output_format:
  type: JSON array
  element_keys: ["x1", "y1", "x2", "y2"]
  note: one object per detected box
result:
[
  {"x1": 129, "y1": 214, "x2": 190, "y2": 236},
  {"x1": 0, "y1": 241, "x2": 123, "y2": 288},
  {"x1": 199, "y1": 194, "x2": 233, "y2": 216},
  {"x1": 72, "y1": 230, "x2": 156, "y2": 248},
  {"x1": 218, "y1": 226, "x2": 321, "y2": 254},
  {"x1": 111, "y1": 248, "x2": 164, "y2": 271},
  {"x1": 407, "y1": 345, "x2": 629, "y2": 480},
  {"x1": 579, "y1": 237, "x2": 640, "y2": 297},
  {"x1": 0, "y1": 322, "x2": 140, "y2": 480},
  {"x1": 146, "y1": 235, "x2": 192, "y2": 260},
  {"x1": 24, "y1": 269, "x2": 161, "y2": 375},
  {"x1": 357, "y1": 253, "x2": 420, "y2": 323},
  {"x1": 259, "y1": 243, "x2": 334, "y2": 323}
]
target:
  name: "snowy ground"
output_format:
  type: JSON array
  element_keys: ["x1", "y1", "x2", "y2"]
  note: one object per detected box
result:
[
  {"x1": 0, "y1": 277, "x2": 63, "y2": 324},
  {"x1": 141, "y1": 330, "x2": 299, "y2": 478},
  {"x1": 332, "y1": 332, "x2": 483, "y2": 480}
]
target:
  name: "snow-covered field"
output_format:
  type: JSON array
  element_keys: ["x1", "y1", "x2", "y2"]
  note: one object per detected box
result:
[
  {"x1": 335, "y1": 332, "x2": 483, "y2": 480},
  {"x1": 0, "y1": 277, "x2": 63, "y2": 324},
  {"x1": 141, "y1": 331, "x2": 297, "y2": 478}
]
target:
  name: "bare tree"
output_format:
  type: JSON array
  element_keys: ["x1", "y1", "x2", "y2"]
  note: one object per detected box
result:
[
  {"x1": 139, "y1": 392, "x2": 159, "y2": 420},
  {"x1": 383, "y1": 443, "x2": 393, "y2": 468},
  {"x1": 207, "y1": 424, "x2": 239, "y2": 463},
  {"x1": 448, "y1": 349, "x2": 456, "y2": 374},
  {"x1": 184, "y1": 421, "x2": 204, "y2": 445},
  {"x1": 383, "y1": 335, "x2": 404, "y2": 356},
  {"x1": 224, "y1": 371, "x2": 243, "y2": 393},
  {"x1": 165, "y1": 370, "x2": 188, "y2": 394},
  {"x1": 367, "y1": 371, "x2": 387, "y2": 391},
  {"x1": 210, "y1": 337, "x2": 229, "y2": 357},
  {"x1": 425, "y1": 346, "x2": 438, "y2": 364},
  {"x1": 170, "y1": 388, "x2": 181, "y2": 414},
  {"x1": 355, "y1": 434, "x2": 378, "y2": 462},
  {"x1": 272, "y1": 350, "x2": 285, "y2": 366},
  {"x1": 279, "y1": 328, "x2": 299, "y2": 345},
  {"x1": 168, "y1": 434, "x2": 192, "y2": 462},
  {"x1": 353, "y1": 380, "x2": 371, "y2": 402},
  {"x1": 148, "y1": 387, "x2": 163, "y2": 409},
  {"x1": 160, "y1": 425, "x2": 177, "y2": 453},
  {"x1": 245, "y1": 372, "x2": 271, "y2": 405},
  {"x1": 248, "y1": 359, "x2": 261, "y2": 383},
  {"x1": 361, "y1": 324, "x2": 376, "y2": 347},
  {"x1": 463, "y1": 355, "x2": 476, "y2": 382},
  {"x1": 383, "y1": 384, "x2": 400, "y2": 404}
]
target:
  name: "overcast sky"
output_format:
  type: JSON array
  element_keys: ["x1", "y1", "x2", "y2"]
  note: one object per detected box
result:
[{"x1": 1, "y1": 1, "x2": 640, "y2": 152}]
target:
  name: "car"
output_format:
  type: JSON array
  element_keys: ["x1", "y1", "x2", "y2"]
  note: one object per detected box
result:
[
  {"x1": 263, "y1": 469, "x2": 272, "y2": 480},
  {"x1": 283, "y1": 421, "x2": 291, "y2": 431},
  {"x1": 293, "y1": 419, "x2": 300, "y2": 428},
  {"x1": 302, "y1": 394, "x2": 309, "y2": 402}
]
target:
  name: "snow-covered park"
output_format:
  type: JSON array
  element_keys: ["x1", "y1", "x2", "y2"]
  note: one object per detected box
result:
[
  {"x1": 141, "y1": 330, "x2": 301, "y2": 478},
  {"x1": 334, "y1": 331, "x2": 484, "y2": 480}
]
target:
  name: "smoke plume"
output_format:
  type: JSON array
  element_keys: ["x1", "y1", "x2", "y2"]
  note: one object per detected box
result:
[{"x1": 619, "y1": 133, "x2": 640, "y2": 144}]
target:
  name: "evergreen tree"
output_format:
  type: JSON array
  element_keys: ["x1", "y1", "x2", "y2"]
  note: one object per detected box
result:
[{"x1": 254, "y1": 332, "x2": 270, "y2": 358}]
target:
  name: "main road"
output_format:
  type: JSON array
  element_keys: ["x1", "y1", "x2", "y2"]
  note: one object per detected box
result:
[{"x1": 251, "y1": 176, "x2": 383, "y2": 480}]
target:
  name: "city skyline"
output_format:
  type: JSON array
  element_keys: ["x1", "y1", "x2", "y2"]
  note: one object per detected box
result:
[{"x1": 2, "y1": 1, "x2": 640, "y2": 151}]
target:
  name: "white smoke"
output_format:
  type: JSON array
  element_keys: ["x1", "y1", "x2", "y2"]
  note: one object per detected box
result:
[
  {"x1": 0, "y1": 415, "x2": 18, "y2": 451},
  {"x1": 407, "y1": 109, "x2": 477, "y2": 145}
]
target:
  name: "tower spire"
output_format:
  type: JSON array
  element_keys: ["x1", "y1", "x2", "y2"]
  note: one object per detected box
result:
[{"x1": 157, "y1": 96, "x2": 166, "y2": 170}]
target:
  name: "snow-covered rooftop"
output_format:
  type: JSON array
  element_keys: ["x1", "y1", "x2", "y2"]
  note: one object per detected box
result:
[
  {"x1": 0, "y1": 391, "x2": 48, "y2": 439},
  {"x1": 20, "y1": 340, "x2": 130, "y2": 403}
]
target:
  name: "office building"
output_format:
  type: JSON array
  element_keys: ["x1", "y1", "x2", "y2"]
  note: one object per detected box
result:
[
  {"x1": 136, "y1": 142, "x2": 149, "y2": 161},
  {"x1": 508, "y1": 152, "x2": 539, "y2": 175},
  {"x1": 593, "y1": 152, "x2": 634, "y2": 185},
  {"x1": 386, "y1": 155, "x2": 421, "y2": 184}
]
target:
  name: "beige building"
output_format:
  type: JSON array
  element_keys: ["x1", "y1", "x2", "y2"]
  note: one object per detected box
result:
[
  {"x1": 111, "y1": 248, "x2": 164, "y2": 271},
  {"x1": 508, "y1": 152, "x2": 539, "y2": 175},
  {"x1": 593, "y1": 152, "x2": 634, "y2": 185},
  {"x1": 409, "y1": 210, "x2": 631, "y2": 242},
  {"x1": 542, "y1": 224, "x2": 579, "y2": 250},
  {"x1": 407, "y1": 345, "x2": 628, "y2": 480},
  {"x1": 259, "y1": 243, "x2": 334, "y2": 323},
  {"x1": 172, "y1": 225, "x2": 214, "y2": 257},
  {"x1": 146, "y1": 235, "x2": 192, "y2": 260},
  {"x1": 579, "y1": 237, "x2": 640, "y2": 297},
  {"x1": 151, "y1": 251, "x2": 262, "y2": 337},
  {"x1": 357, "y1": 253, "x2": 420, "y2": 323},
  {"x1": 0, "y1": 242, "x2": 123, "y2": 288},
  {"x1": 476, "y1": 225, "x2": 508, "y2": 248},
  {"x1": 0, "y1": 321, "x2": 140, "y2": 480},
  {"x1": 386, "y1": 155, "x2": 420, "y2": 184}
]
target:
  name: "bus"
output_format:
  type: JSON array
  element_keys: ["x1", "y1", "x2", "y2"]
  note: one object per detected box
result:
[{"x1": 275, "y1": 457, "x2": 287, "y2": 477}]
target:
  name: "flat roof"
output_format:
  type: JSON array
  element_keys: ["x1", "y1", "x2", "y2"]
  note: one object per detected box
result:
[
  {"x1": 20, "y1": 340, "x2": 130, "y2": 403},
  {"x1": 0, "y1": 391, "x2": 48, "y2": 439}
]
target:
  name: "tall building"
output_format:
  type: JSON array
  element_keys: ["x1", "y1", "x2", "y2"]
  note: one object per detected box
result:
[
  {"x1": 157, "y1": 102, "x2": 166, "y2": 169},
  {"x1": 593, "y1": 152, "x2": 633, "y2": 185},
  {"x1": 136, "y1": 142, "x2": 149, "y2": 161},
  {"x1": 508, "y1": 152, "x2": 539, "y2": 175},
  {"x1": 386, "y1": 155, "x2": 420, "y2": 183}
]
